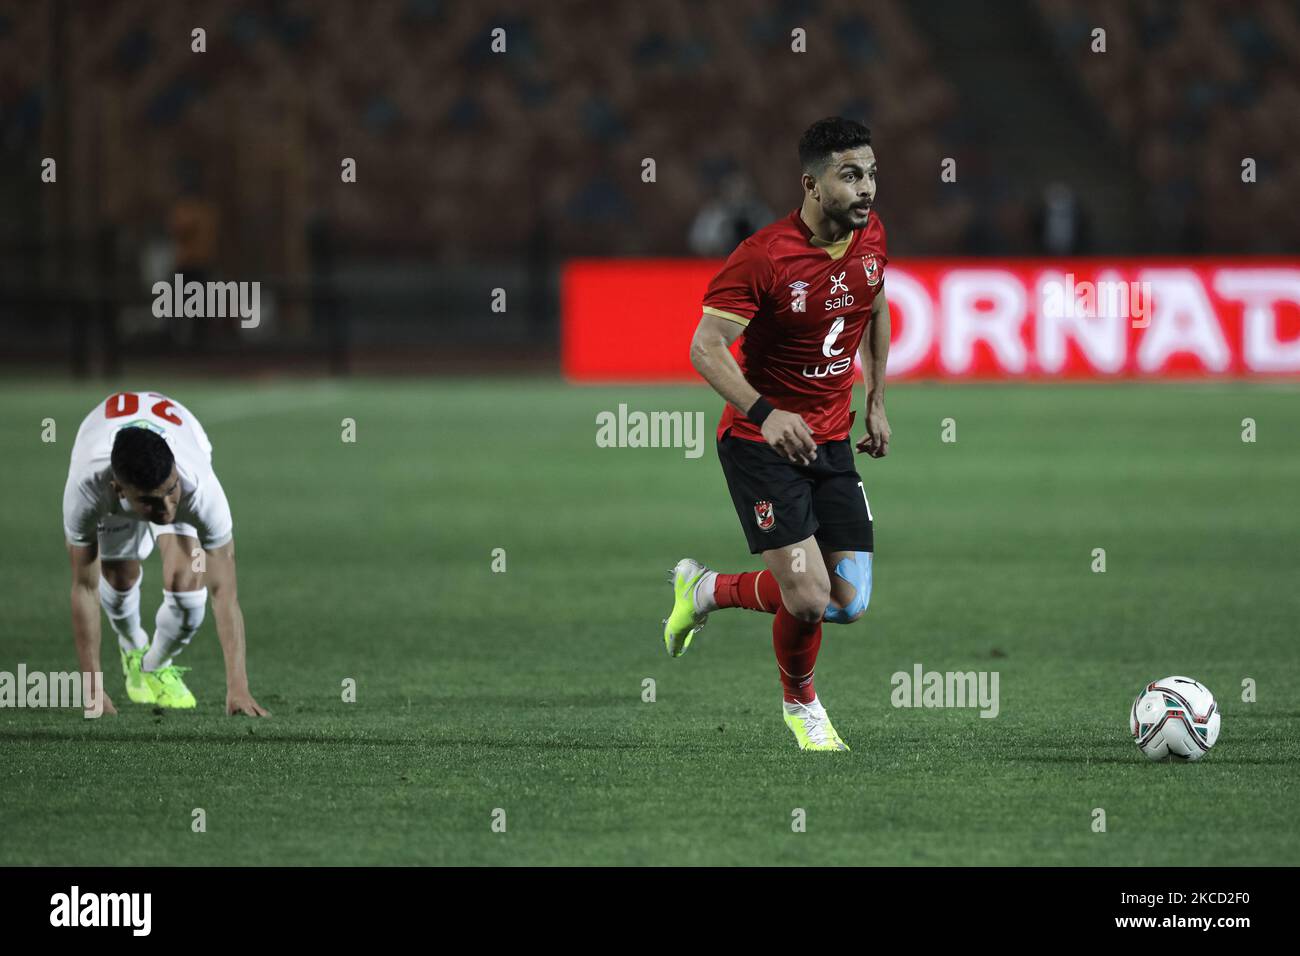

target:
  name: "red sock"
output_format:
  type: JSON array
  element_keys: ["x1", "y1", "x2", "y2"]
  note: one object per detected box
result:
[
  {"x1": 773, "y1": 604, "x2": 822, "y2": 704},
  {"x1": 713, "y1": 570, "x2": 782, "y2": 613}
]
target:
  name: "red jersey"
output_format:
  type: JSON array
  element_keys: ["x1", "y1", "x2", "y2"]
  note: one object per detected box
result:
[{"x1": 702, "y1": 207, "x2": 888, "y2": 444}]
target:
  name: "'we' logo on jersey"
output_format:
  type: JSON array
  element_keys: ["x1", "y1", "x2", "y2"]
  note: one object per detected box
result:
[{"x1": 822, "y1": 317, "x2": 846, "y2": 357}]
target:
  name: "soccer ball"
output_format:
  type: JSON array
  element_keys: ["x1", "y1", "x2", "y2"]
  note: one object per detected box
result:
[{"x1": 1129, "y1": 676, "x2": 1220, "y2": 761}]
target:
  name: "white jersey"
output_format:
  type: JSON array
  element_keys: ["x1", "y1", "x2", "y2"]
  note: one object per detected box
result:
[{"x1": 63, "y1": 391, "x2": 233, "y2": 550}]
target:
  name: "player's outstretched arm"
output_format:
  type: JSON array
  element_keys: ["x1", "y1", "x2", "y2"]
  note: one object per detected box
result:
[
  {"x1": 204, "y1": 539, "x2": 270, "y2": 717},
  {"x1": 68, "y1": 541, "x2": 116, "y2": 716},
  {"x1": 690, "y1": 312, "x2": 818, "y2": 465},
  {"x1": 856, "y1": 289, "x2": 892, "y2": 458}
]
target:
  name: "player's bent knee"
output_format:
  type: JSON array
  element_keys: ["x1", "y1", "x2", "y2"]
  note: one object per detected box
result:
[
  {"x1": 164, "y1": 569, "x2": 203, "y2": 593},
  {"x1": 789, "y1": 601, "x2": 826, "y2": 623},
  {"x1": 101, "y1": 561, "x2": 141, "y2": 591},
  {"x1": 166, "y1": 575, "x2": 203, "y2": 594},
  {"x1": 823, "y1": 551, "x2": 873, "y2": 625},
  {"x1": 783, "y1": 583, "x2": 831, "y2": 622}
]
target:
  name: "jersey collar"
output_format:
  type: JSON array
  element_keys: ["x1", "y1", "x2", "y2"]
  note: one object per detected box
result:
[{"x1": 793, "y1": 208, "x2": 857, "y2": 260}]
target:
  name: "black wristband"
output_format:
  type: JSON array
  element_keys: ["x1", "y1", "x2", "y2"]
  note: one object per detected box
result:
[{"x1": 746, "y1": 396, "x2": 776, "y2": 427}]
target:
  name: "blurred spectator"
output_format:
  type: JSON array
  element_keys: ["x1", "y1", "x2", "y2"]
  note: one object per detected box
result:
[
  {"x1": 688, "y1": 171, "x2": 775, "y2": 256},
  {"x1": 165, "y1": 165, "x2": 224, "y2": 343},
  {"x1": 1032, "y1": 182, "x2": 1090, "y2": 255},
  {"x1": 167, "y1": 178, "x2": 218, "y2": 286}
]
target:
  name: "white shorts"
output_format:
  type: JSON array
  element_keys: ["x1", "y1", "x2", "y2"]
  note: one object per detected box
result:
[{"x1": 96, "y1": 517, "x2": 200, "y2": 562}]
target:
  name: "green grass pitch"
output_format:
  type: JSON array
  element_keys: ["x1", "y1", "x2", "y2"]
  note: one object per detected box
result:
[{"x1": 1, "y1": 377, "x2": 1298, "y2": 865}]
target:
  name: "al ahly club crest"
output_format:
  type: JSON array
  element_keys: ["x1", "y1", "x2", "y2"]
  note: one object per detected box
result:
[
  {"x1": 860, "y1": 254, "x2": 882, "y2": 287},
  {"x1": 754, "y1": 500, "x2": 775, "y2": 532}
]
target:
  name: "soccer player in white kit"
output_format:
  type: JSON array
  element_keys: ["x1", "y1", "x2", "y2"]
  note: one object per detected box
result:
[{"x1": 63, "y1": 390, "x2": 268, "y2": 716}]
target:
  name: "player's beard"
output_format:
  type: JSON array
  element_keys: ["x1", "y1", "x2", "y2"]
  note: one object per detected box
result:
[{"x1": 830, "y1": 198, "x2": 869, "y2": 232}]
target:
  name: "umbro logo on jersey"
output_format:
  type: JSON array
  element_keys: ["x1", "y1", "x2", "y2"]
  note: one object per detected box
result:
[{"x1": 788, "y1": 280, "x2": 809, "y2": 313}]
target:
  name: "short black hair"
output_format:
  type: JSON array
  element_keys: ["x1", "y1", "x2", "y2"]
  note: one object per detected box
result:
[
  {"x1": 111, "y1": 426, "x2": 175, "y2": 491},
  {"x1": 798, "y1": 117, "x2": 873, "y2": 176}
]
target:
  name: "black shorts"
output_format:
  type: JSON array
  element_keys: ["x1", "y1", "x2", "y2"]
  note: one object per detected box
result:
[{"x1": 717, "y1": 430, "x2": 875, "y2": 555}]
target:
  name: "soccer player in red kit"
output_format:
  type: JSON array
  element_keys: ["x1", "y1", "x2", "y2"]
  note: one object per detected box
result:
[{"x1": 662, "y1": 117, "x2": 892, "y2": 751}]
